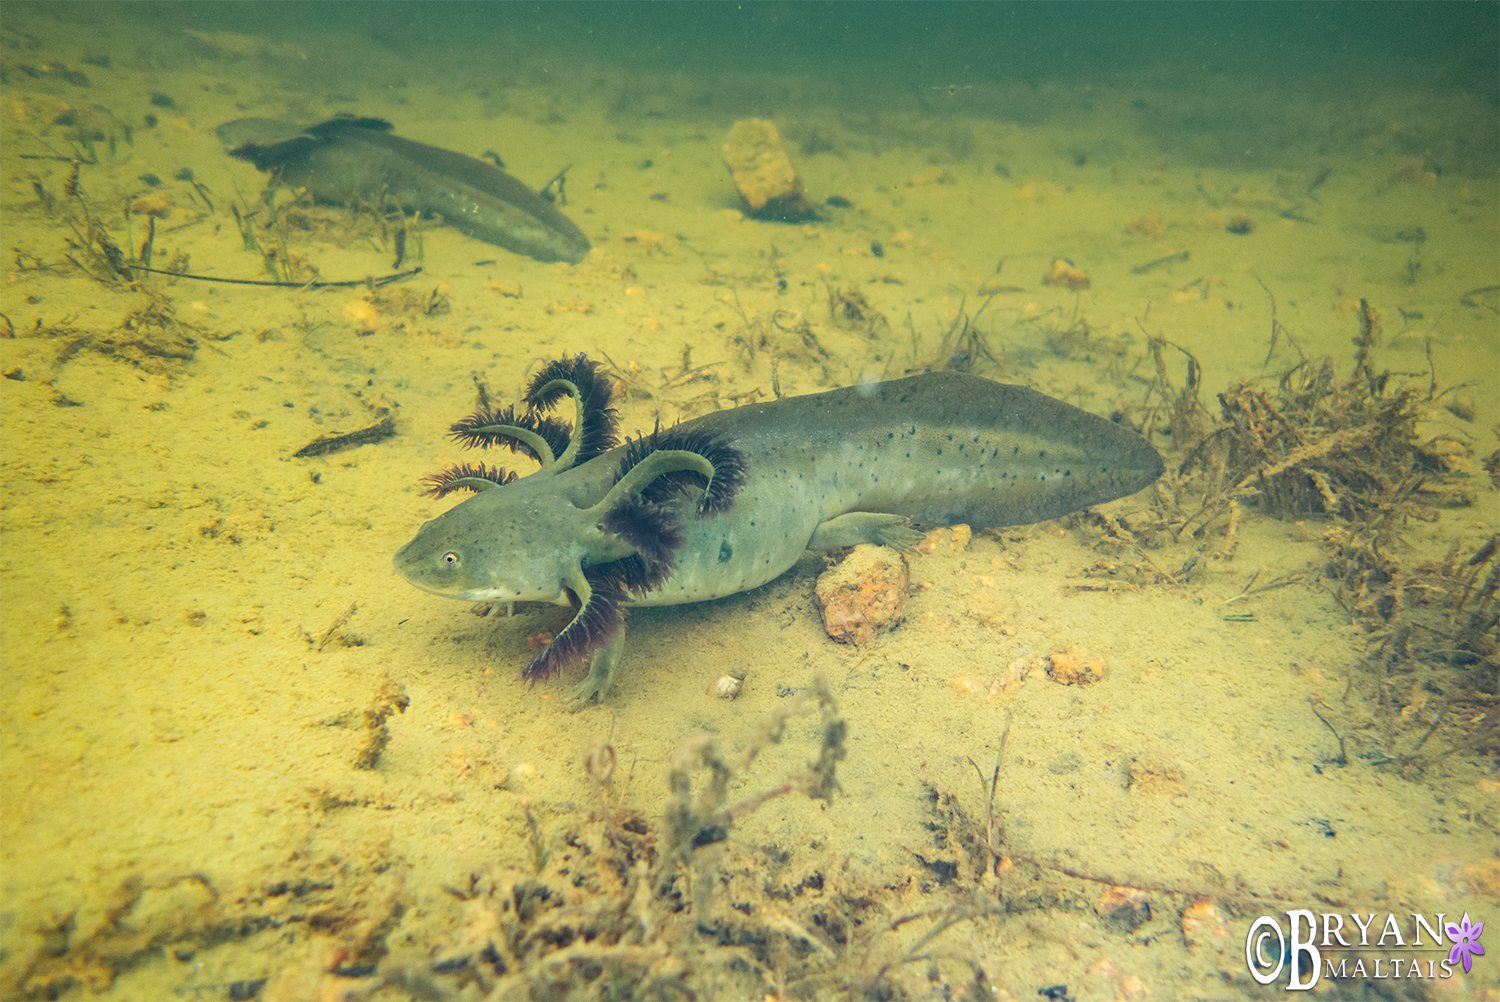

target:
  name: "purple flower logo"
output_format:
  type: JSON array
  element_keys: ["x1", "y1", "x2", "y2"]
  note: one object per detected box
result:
[{"x1": 1446, "y1": 913, "x2": 1485, "y2": 974}]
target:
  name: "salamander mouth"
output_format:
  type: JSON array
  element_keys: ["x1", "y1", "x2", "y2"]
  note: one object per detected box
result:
[
  {"x1": 394, "y1": 574, "x2": 497, "y2": 601},
  {"x1": 399, "y1": 574, "x2": 566, "y2": 605}
]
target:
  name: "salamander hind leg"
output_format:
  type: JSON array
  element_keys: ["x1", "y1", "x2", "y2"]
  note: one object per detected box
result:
[{"x1": 808, "y1": 512, "x2": 925, "y2": 554}]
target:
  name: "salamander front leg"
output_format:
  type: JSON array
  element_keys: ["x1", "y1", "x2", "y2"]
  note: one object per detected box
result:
[{"x1": 523, "y1": 565, "x2": 626, "y2": 695}]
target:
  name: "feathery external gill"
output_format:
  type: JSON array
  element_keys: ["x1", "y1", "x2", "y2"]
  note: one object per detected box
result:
[
  {"x1": 523, "y1": 352, "x2": 620, "y2": 469},
  {"x1": 447, "y1": 403, "x2": 572, "y2": 466},
  {"x1": 615, "y1": 425, "x2": 748, "y2": 514},
  {"x1": 439, "y1": 354, "x2": 619, "y2": 476},
  {"x1": 419, "y1": 462, "x2": 517, "y2": 499},
  {"x1": 600, "y1": 495, "x2": 685, "y2": 589}
]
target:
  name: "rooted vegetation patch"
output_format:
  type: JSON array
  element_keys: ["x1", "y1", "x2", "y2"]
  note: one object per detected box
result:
[{"x1": 1097, "y1": 299, "x2": 1496, "y2": 776}]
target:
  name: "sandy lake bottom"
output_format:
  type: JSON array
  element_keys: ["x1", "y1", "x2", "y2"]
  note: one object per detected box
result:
[{"x1": 1, "y1": 6, "x2": 1497, "y2": 1000}]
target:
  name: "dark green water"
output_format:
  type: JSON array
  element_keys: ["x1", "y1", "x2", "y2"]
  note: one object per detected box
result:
[
  {"x1": 93, "y1": 1, "x2": 1500, "y2": 92},
  {"x1": 36, "y1": 0, "x2": 1499, "y2": 176}
]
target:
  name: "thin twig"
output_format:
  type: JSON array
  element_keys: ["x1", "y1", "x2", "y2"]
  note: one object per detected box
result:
[
  {"x1": 130, "y1": 264, "x2": 422, "y2": 288},
  {"x1": 1308, "y1": 699, "x2": 1348, "y2": 767}
]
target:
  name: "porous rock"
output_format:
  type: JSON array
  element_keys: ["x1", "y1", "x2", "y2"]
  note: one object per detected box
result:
[
  {"x1": 815, "y1": 544, "x2": 909, "y2": 645},
  {"x1": 721, "y1": 119, "x2": 817, "y2": 221}
]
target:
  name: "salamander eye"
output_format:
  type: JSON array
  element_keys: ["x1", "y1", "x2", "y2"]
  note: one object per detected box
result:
[{"x1": 442, "y1": 552, "x2": 460, "y2": 566}]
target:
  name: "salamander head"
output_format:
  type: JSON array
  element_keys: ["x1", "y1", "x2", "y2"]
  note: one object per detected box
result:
[
  {"x1": 395, "y1": 365, "x2": 746, "y2": 618},
  {"x1": 394, "y1": 488, "x2": 614, "y2": 604}
]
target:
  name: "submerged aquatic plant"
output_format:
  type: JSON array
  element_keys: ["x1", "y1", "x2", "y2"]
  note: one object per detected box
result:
[{"x1": 1124, "y1": 298, "x2": 1496, "y2": 772}]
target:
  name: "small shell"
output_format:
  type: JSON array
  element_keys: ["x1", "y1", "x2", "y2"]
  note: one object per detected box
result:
[
  {"x1": 948, "y1": 675, "x2": 985, "y2": 697},
  {"x1": 585, "y1": 743, "x2": 616, "y2": 784},
  {"x1": 709, "y1": 668, "x2": 746, "y2": 699},
  {"x1": 343, "y1": 299, "x2": 380, "y2": 333}
]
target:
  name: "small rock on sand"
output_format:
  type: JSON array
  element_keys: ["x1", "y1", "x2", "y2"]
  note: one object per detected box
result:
[
  {"x1": 1046, "y1": 645, "x2": 1107, "y2": 685},
  {"x1": 721, "y1": 119, "x2": 818, "y2": 222},
  {"x1": 815, "y1": 544, "x2": 909, "y2": 645}
]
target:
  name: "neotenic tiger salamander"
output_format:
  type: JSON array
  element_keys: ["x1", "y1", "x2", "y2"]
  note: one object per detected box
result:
[
  {"x1": 217, "y1": 116, "x2": 590, "y2": 264},
  {"x1": 394, "y1": 355, "x2": 1163, "y2": 703}
]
